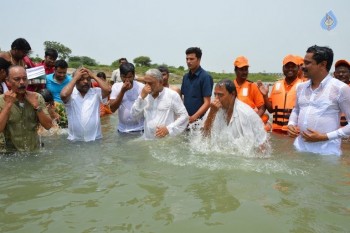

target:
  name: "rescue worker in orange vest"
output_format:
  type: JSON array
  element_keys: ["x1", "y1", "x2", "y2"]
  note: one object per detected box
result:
[
  {"x1": 257, "y1": 54, "x2": 303, "y2": 133},
  {"x1": 295, "y1": 55, "x2": 308, "y2": 81},
  {"x1": 333, "y1": 59, "x2": 350, "y2": 127},
  {"x1": 233, "y1": 56, "x2": 270, "y2": 129}
]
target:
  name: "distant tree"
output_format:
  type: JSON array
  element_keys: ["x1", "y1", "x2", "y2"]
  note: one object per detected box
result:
[
  {"x1": 133, "y1": 56, "x2": 152, "y2": 67},
  {"x1": 68, "y1": 56, "x2": 97, "y2": 66},
  {"x1": 111, "y1": 59, "x2": 119, "y2": 67},
  {"x1": 30, "y1": 54, "x2": 42, "y2": 63},
  {"x1": 43, "y1": 41, "x2": 72, "y2": 60},
  {"x1": 178, "y1": 66, "x2": 185, "y2": 70}
]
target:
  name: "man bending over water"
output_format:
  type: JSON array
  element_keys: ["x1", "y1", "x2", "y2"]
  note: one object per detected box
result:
[{"x1": 202, "y1": 79, "x2": 268, "y2": 153}]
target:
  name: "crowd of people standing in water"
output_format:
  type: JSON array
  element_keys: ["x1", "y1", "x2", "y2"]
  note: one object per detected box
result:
[{"x1": 0, "y1": 38, "x2": 349, "y2": 156}]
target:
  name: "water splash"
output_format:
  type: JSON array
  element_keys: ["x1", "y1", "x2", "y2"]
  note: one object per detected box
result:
[
  {"x1": 186, "y1": 118, "x2": 271, "y2": 158},
  {"x1": 149, "y1": 122, "x2": 308, "y2": 175}
]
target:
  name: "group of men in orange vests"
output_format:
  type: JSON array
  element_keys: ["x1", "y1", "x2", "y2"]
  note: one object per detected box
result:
[{"x1": 232, "y1": 54, "x2": 350, "y2": 134}]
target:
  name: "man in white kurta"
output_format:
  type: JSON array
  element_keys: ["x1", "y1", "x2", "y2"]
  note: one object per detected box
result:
[
  {"x1": 202, "y1": 79, "x2": 268, "y2": 155},
  {"x1": 288, "y1": 45, "x2": 350, "y2": 156},
  {"x1": 131, "y1": 69, "x2": 189, "y2": 139},
  {"x1": 60, "y1": 67, "x2": 111, "y2": 142}
]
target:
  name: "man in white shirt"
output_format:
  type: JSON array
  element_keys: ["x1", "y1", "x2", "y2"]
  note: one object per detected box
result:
[
  {"x1": 131, "y1": 69, "x2": 189, "y2": 139},
  {"x1": 109, "y1": 63, "x2": 144, "y2": 133},
  {"x1": 202, "y1": 79, "x2": 268, "y2": 154},
  {"x1": 111, "y1": 58, "x2": 128, "y2": 84},
  {"x1": 60, "y1": 67, "x2": 111, "y2": 141},
  {"x1": 288, "y1": 45, "x2": 350, "y2": 156}
]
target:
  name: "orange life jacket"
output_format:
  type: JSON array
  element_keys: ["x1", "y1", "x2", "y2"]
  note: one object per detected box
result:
[{"x1": 270, "y1": 78, "x2": 303, "y2": 132}]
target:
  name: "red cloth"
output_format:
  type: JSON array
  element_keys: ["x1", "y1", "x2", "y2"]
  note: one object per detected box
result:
[
  {"x1": 23, "y1": 56, "x2": 36, "y2": 68},
  {"x1": 92, "y1": 81, "x2": 100, "y2": 87},
  {"x1": 37, "y1": 60, "x2": 55, "y2": 74}
]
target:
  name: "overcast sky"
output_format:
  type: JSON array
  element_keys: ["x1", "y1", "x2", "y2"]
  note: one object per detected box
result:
[{"x1": 1, "y1": 0, "x2": 349, "y2": 73}]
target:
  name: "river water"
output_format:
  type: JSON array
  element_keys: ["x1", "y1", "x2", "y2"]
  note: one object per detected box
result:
[{"x1": 0, "y1": 114, "x2": 349, "y2": 233}]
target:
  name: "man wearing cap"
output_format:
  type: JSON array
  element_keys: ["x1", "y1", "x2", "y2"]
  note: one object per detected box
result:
[
  {"x1": 257, "y1": 55, "x2": 303, "y2": 133},
  {"x1": 295, "y1": 55, "x2": 307, "y2": 81},
  {"x1": 287, "y1": 45, "x2": 350, "y2": 156},
  {"x1": 181, "y1": 47, "x2": 213, "y2": 124},
  {"x1": 333, "y1": 59, "x2": 350, "y2": 127},
  {"x1": 333, "y1": 59, "x2": 350, "y2": 85},
  {"x1": 233, "y1": 56, "x2": 265, "y2": 118}
]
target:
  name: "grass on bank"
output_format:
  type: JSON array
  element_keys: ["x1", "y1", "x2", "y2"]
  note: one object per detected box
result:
[{"x1": 69, "y1": 62, "x2": 282, "y2": 84}]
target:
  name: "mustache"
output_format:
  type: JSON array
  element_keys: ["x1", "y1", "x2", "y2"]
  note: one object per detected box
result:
[{"x1": 18, "y1": 85, "x2": 26, "y2": 89}]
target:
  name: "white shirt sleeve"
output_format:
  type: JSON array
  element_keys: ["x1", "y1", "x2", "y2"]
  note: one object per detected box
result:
[
  {"x1": 327, "y1": 85, "x2": 350, "y2": 140},
  {"x1": 109, "y1": 83, "x2": 120, "y2": 100},
  {"x1": 166, "y1": 93, "x2": 189, "y2": 136},
  {"x1": 131, "y1": 96, "x2": 147, "y2": 120},
  {"x1": 288, "y1": 84, "x2": 301, "y2": 126}
]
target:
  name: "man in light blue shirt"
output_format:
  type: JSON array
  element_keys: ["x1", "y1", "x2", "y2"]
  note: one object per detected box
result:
[{"x1": 46, "y1": 59, "x2": 72, "y2": 103}]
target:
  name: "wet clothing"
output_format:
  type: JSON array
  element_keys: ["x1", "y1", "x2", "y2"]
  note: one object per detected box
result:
[
  {"x1": 65, "y1": 87, "x2": 103, "y2": 142},
  {"x1": 0, "y1": 93, "x2": 49, "y2": 151},
  {"x1": 181, "y1": 66, "x2": 213, "y2": 117},
  {"x1": 131, "y1": 88, "x2": 189, "y2": 140},
  {"x1": 110, "y1": 81, "x2": 144, "y2": 132},
  {"x1": 204, "y1": 99, "x2": 267, "y2": 148},
  {"x1": 288, "y1": 75, "x2": 350, "y2": 156}
]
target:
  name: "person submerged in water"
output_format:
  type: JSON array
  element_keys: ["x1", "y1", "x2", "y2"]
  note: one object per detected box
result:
[{"x1": 202, "y1": 79, "x2": 269, "y2": 154}]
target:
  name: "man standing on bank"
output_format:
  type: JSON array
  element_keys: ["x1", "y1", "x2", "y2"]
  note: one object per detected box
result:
[
  {"x1": 287, "y1": 45, "x2": 350, "y2": 156},
  {"x1": 181, "y1": 47, "x2": 213, "y2": 124}
]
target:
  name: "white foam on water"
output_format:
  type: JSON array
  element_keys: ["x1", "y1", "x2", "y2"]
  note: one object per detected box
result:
[{"x1": 149, "y1": 131, "x2": 308, "y2": 176}]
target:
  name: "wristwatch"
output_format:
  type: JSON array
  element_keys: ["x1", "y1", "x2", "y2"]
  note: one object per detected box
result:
[{"x1": 34, "y1": 106, "x2": 43, "y2": 113}]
